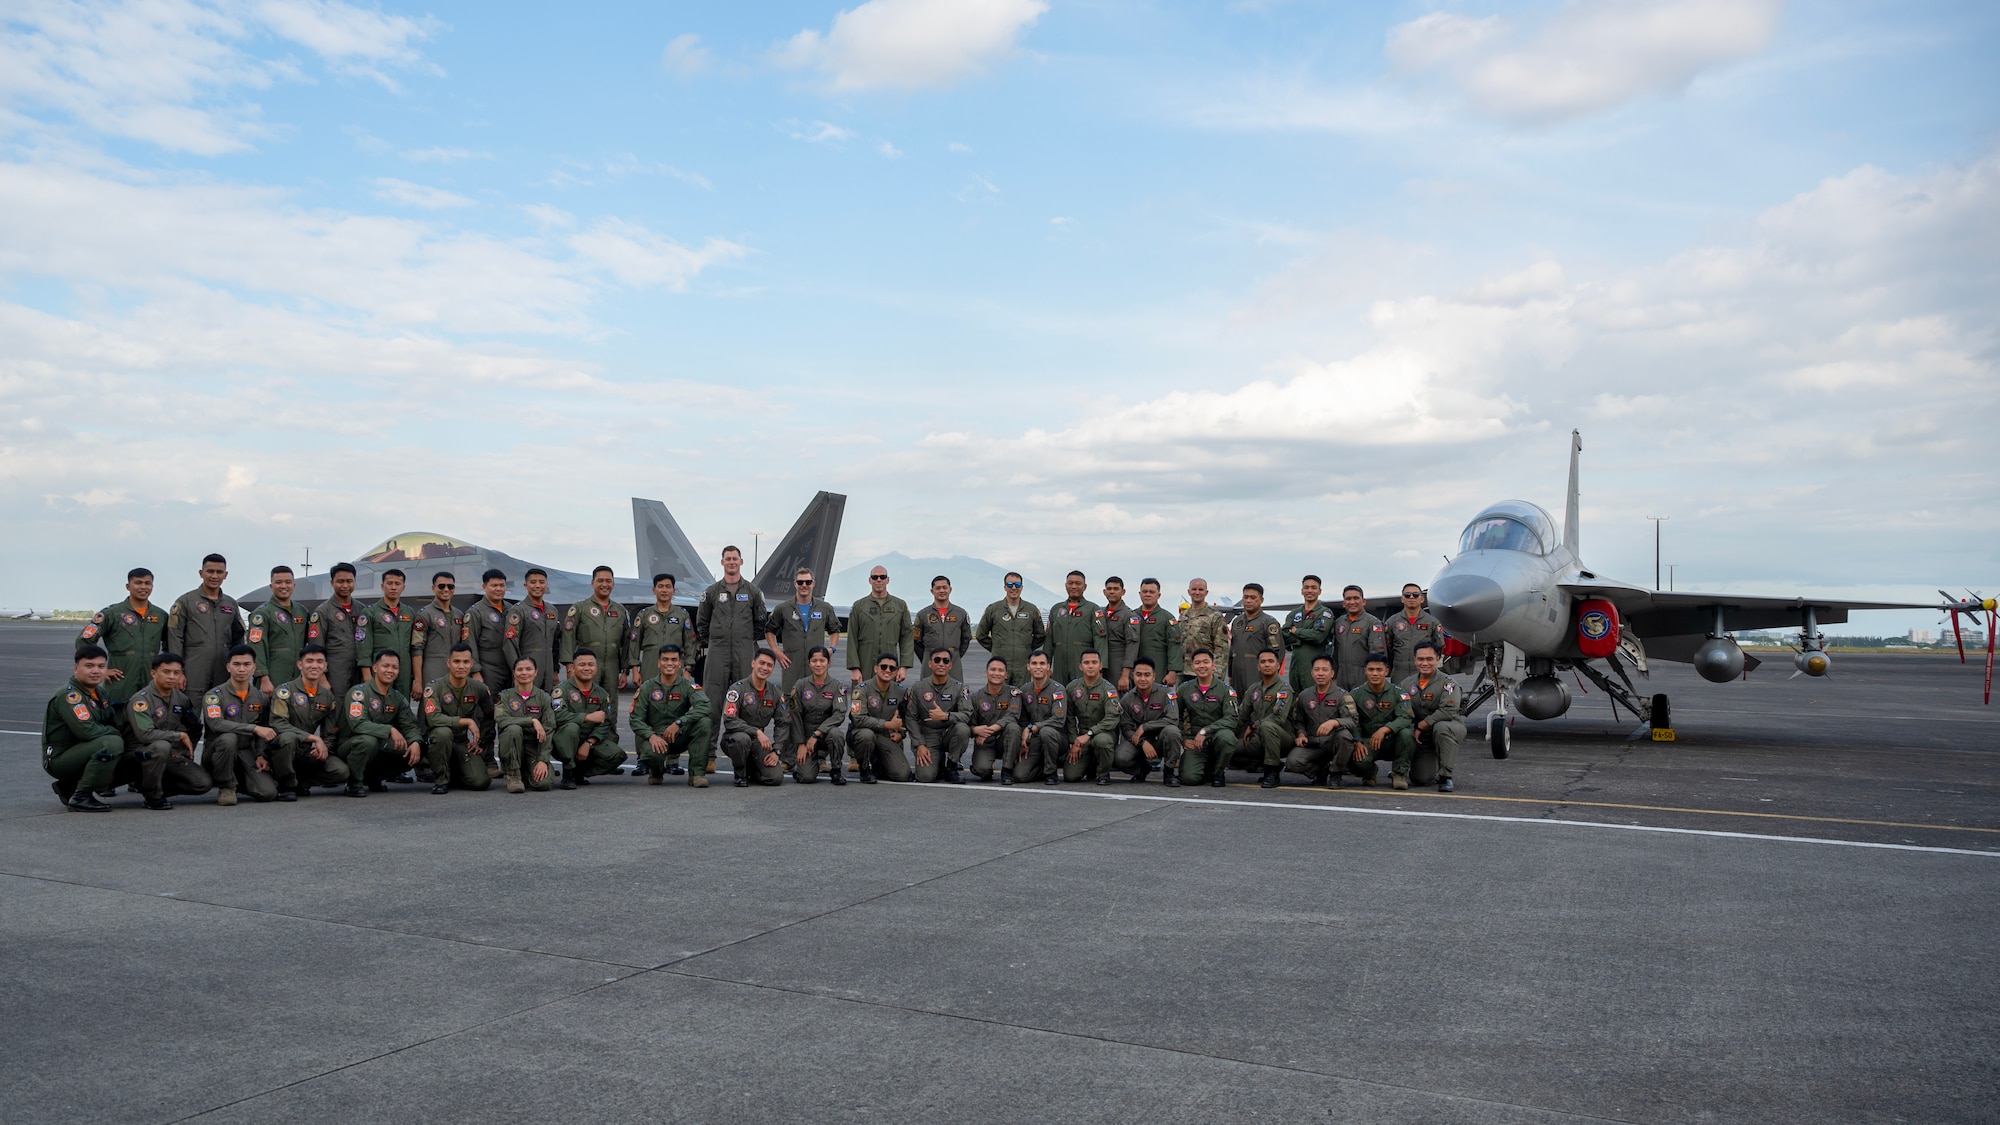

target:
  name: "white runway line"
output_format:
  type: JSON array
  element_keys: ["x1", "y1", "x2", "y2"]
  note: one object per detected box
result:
[{"x1": 925, "y1": 783, "x2": 2000, "y2": 858}]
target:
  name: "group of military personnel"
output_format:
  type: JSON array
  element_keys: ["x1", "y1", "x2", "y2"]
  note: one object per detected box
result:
[{"x1": 43, "y1": 551, "x2": 1466, "y2": 812}]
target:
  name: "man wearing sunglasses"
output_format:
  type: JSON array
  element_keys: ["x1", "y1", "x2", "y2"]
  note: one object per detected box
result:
[
  {"x1": 1386, "y1": 583, "x2": 1444, "y2": 683},
  {"x1": 848, "y1": 654, "x2": 913, "y2": 782},
  {"x1": 770, "y1": 568, "x2": 839, "y2": 689},
  {"x1": 411, "y1": 571, "x2": 470, "y2": 700},
  {"x1": 846, "y1": 568, "x2": 913, "y2": 685},
  {"x1": 976, "y1": 573, "x2": 1044, "y2": 688},
  {"x1": 908, "y1": 647, "x2": 972, "y2": 783}
]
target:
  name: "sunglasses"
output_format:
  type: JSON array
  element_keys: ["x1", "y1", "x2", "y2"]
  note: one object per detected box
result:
[
  {"x1": 1403, "y1": 593, "x2": 1423, "y2": 598},
  {"x1": 795, "y1": 580, "x2": 813, "y2": 586},
  {"x1": 930, "y1": 657, "x2": 952, "y2": 664},
  {"x1": 870, "y1": 575, "x2": 888, "y2": 581},
  {"x1": 436, "y1": 584, "x2": 455, "y2": 590},
  {"x1": 1005, "y1": 582, "x2": 1021, "y2": 589},
  {"x1": 877, "y1": 663, "x2": 898, "y2": 671}
]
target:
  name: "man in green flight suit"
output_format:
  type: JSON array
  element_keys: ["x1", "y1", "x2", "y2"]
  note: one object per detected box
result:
[
  {"x1": 1386, "y1": 584, "x2": 1446, "y2": 684},
  {"x1": 976, "y1": 573, "x2": 1045, "y2": 687},
  {"x1": 44, "y1": 646, "x2": 127, "y2": 811},
  {"x1": 1116, "y1": 657, "x2": 1180, "y2": 785},
  {"x1": 467, "y1": 568, "x2": 513, "y2": 688},
  {"x1": 1229, "y1": 583, "x2": 1284, "y2": 695},
  {"x1": 562, "y1": 566, "x2": 631, "y2": 696},
  {"x1": 1236, "y1": 648, "x2": 1293, "y2": 789},
  {"x1": 410, "y1": 571, "x2": 470, "y2": 696},
  {"x1": 720, "y1": 650, "x2": 786, "y2": 787},
  {"x1": 1128, "y1": 579, "x2": 1179, "y2": 688},
  {"x1": 966, "y1": 656, "x2": 1023, "y2": 783},
  {"x1": 120, "y1": 652, "x2": 213, "y2": 810},
  {"x1": 1280, "y1": 575, "x2": 1339, "y2": 693},
  {"x1": 1063, "y1": 650, "x2": 1120, "y2": 785},
  {"x1": 846, "y1": 567, "x2": 914, "y2": 684},
  {"x1": 167, "y1": 553, "x2": 244, "y2": 695},
  {"x1": 1100, "y1": 577, "x2": 1138, "y2": 690},
  {"x1": 78, "y1": 567, "x2": 165, "y2": 705},
  {"x1": 1331, "y1": 586, "x2": 1387, "y2": 691},
  {"x1": 356, "y1": 569, "x2": 418, "y2": 695},
  {"x1": 914, "y1": 576, "x2": 972, "y2": 683},
  {"x1": 698, "y1": 547, "x2": 773, "y2": 745},
  {"x1": 1395, "y1": 641, "x2": 1464, "y2": 792},
  {"x1": 337, "y1": 650, "x2": 424, "y2": 797},
  {"x1": 630, "y1": 645, "x2": 713, "y2": 787},
  {"x1": 202, "y1": 645, "x2": 282, "y2": 805},
  {"x1": 906, "y1": 647, "x2": 973, "y2": 783},
  {"x1": 848, "y1": 653, "x2": 912, "y2": 783},
  {"x1": 1344, "y1": 653, "x2": 1413, "y2": 788},
  {"x1": 1045, "y1": 570, "x2": 1107, "y2": 686},
  {"x1": 423, "y1": 644, "x2": 493, "y2": 794},
  {"x1": 553, "y1": 649, "x2": 626, "y2": 789},
  {"x1": 1017, "y1": 651, "x2": 1068, "y2": 785},
  {"x1": 307, "y1": 562, "x2": 364, "y2": 698},
  {"x1": 1285, "y1": 654, "x2": 1356, "y2": 787},
  {"x1": 268, "y1": 644, "x2": 352, "y2": 796},
  {"x1": 504, "y1": 568, "x2": 563, "y2": 692},
  {"x1": 1174, "y1": 647, "x2": 1239, "y2": 787},
  {"x1": 770, "y1": 568, "x2": 839, "y2": 690},
  {"x1": 248, "y1": 565, "x2": 309, "y2": 695}
]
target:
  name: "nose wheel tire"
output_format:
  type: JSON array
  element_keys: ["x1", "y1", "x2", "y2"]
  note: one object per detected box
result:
[{"x1": 1487, "y1": 712, "x2": 1510, "y2": 759}]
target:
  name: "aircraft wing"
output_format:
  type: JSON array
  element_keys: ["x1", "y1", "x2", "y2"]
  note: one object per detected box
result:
[{"x1": 1557, "y1": 581, "x2": 1940, "y2": 637}]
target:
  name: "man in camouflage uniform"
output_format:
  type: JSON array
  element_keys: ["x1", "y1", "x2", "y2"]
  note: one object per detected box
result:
[
  {"x1": 698, "y1": 547, "x2": 772, "y2": 742},
  {"x1": 467, "y1": 568, "x2": 513, "y2": 688},
  {"x1": 1395, "y1": 641, "x2": 1464, "y2": 792},
  {"x1": 721, "y1": 650, "x2": 785, "y2": 787},
  {"x1": 845, "y1": 567, "x2": 914, "y2": 684},
  {"x1": 966, "y1": 655, "x2": 1023, "y2": 783},
  {"x1": 44, "y1": 646, "x2": 127, "y2": 811},
  {"x1": 1280, "y1": 575, "x2": 1339, "y2": 693},
  {"x1": 976, "y1": 573, "x2": 1045, "y2": 687},
  {"x1": 1386, "y1": 583, "x2": 1446, "y2": 683},
  {"x1": 553, "y1": 649, "x2": 626, "y2": 788},
  {"x1": 269, "y1": 644, "x2": 351, "y2": 795},
  {"x1": 630, "y1": 645, "x2": 712, "y2": 786},
  {"x1": 248, "y1": 565, "x2": 308, "y2": 695},
  {"x1": 494, "y1": 657, "x2": 561, "y2": 794},
  {"x1": 168, "y1": 553, "x2": 243, "y2": 696},
  {"x1": 1236, "y1": 648, "x2": 1293, "y2": 789},
  {"x1": 1116, "y1": 657, "x2": 1180, "y2": 785},
  {"x1": 914, "y1": 576, "x2": 973, "y2": 683},
  {"x1": 307, "y1": 563, "x2": 365, "y2": 698},
  {"x1": 120, "y1": 652, "x2": 212, "y2": 810},
  {"x1": 1063, "y1": 650, "x2": 1121, "y2": 784},
  {"x1": 1285, "y1": 654, "x2": 1356, "y2": 787},
  {"x1": 1129, "y1": 579, "x2": 1180, "y2": 688},
  {"x1": 337, "y1": 651, "x2": 425, "y2": 797},
  {"x1": 1100, "y1": 577, "x2": 1138, "y2": 690},
  {"x1": 1331, "y1": 585, "x2": 1387, "y2": 691},
  {"x1": 202, "y1": 645, "x2": 282, "y2": 804},
  {"x1": 779, "y1": 646, "x2": 848, "y2": 784},
  {"x1": 907, "y1": 647, "x2": 973, "y2": 783},
  {"x1": 1344, "y1": 654, "x2": 1412, "y2": 787},
  {"x1": 1174, "y1": 648, "x2": 1240, "y2": 787},
  {"x1": 504, "y1": 568, "x2": 563, "y2": 692},
  {"x1": 848, "y1": 653, "x2": 912, "y2": 783},
  {"x1": 410, "y1": 571, "x2": 470, "y2": 695},
  {"x1": 770, "y1": 568, "x2": 839, "y2": 690},
  {"x1": 1045, "y1": 570, "x2": 1107, "y2": 685},
  {"x1": 423, "y1": 644, "x2": 493, "y2": 794},
  {"x1": 356, "y1": 569, "x2": 418, "y2": 695},
  {"x1": 1174, "y1": 579, "x2": 1228, "y2": 688},
  {"x1": 78, "y1": 567, "x2": 165, "y2": 705},
  {"x1": 1229, "y1": 583, "x2": 1284, "y2": 695},
  {"x1": 1017, "y1": 651, "x2": 1068, "y2": 785}
]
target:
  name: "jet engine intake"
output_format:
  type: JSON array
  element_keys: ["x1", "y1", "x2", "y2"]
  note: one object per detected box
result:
[
  {"x1": 1513, "y1": 674, "x2": 1571, "y2": 720},
  {"x1": 1693, "y1": 637, "x2": 1746, "y2": 683}
]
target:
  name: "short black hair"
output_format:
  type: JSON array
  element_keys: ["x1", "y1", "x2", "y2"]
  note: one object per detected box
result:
[
  {"x1": 1412, "y1": 641, "x2": 1441, "y2": 657},
  {"x1": 1189, "y1": 647, "x2": 1214, "y2": 660},
  {"x1": 483, "y1": 568, "x2": 507, "y2": 584},
  {"x1": 1139, "y1": 577, "x2": 1160, "y2": 590},
  {"x1": 928, "y1": 646, "x2": 953, "y2": 660},
  {"x1": 434, "y1": 571, "x2": 455, "y2": 585},
  {"x1": 382, "y1": 568, "x2": 405, "y2": 580},
  {"x1": 1104, "y1": 576, "x2": 1125, "y2": 588},
  {"x1": 526, "y1": 567, "x2": 548, "y2": 580},
  {"x1": 126, "y1": 567, "x2": 152, "y2": 581},
  {"x1": 270, "y1": 565, "x2": 294, "y2": 577},
  {"x1": 875, "y1": 653, "x2": 900, "y2": 667},
  {"x1": 1066, "y1": 570, "x2": 1085, "y2": 581},
  {"x1": 659, "y1": 644, "x2": 683, "y2": 658},
  {"x1": 753, "y1": 648, "x2": 777, "y2": 663},
  {"x1": 300, "y1": 643, "x2": 327, "y2": 657},
  {"x1": 931, "y1": 575, "x2": 951, "y2": 587},
  {"x1": 653, "y1": 573, "x2": 677, "y2": 586},
  {"x1": 450, "y1": 642, "x2": 474, "y2": 655},
  {"x1": 152, "y1": 651, "x2": 184, "y2": 669},
  {"x1": 75, "y1": 644, "x2": 108, "y2": 662},
  {"x1": 1365, "y1": 652, "x2": 1390, "y2": 667},
  {"x1": 1343, "y1": 585, "x2": 1364, "y2": 597},
  {"x1": 227, "y1": 644, "x2": 255, "y2": 659},
  {"x1": 1312, "y1": 654, "x2": 1335, "y2": 668},
  {"x1": 572, "y1": 647, "x2": 597, "y2": 661},
  {"x1": 1243, "y1": 582, "x2": 1264, "y2": 596},
  {"x1": 201, "y1": 553, "x2": 227, "y2": 567},
  {"x1": 331, "y1": 562, "x2": 356, "y2": 578},
  {"x1": 1258, "y1": 647, "x2": 1282, "y2": 660},
  {"x1": 988, "y1": 655, "x2": 1008, "y2": 669},
  {"x1": 592, "y1": 565, "x2": 613, "y2": 578},
  {"x1": 1131, "y1": 656, "x2": 1155, "y2": 671},
  {"x1": 1302, "y1": 574, "x2": 1322, "y2": 585},
  {"x1": 514, "y1": 656, "x2": 539, "y2": 670},
  {"x1": 372, "y1": 650, "x2": 400, "y2": 665},
  {"x1": 1004, "y1": 571, "x2": 1022, "y2": 583},
  {"x1": 1079, "y1": 649, "x2": 1102, "y2": 661}
]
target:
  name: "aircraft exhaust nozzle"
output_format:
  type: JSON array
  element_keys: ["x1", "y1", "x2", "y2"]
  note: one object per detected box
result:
[
  {"x1": 1693, "y1": 637, "x2": 1746, "y2": 683},
  {"x1": 1429, "y1": 574, "x2": 1505, "y2": 633},
  {"x1": 1795, "y1": 651, "x2": 1832, "y2": 677},
  {"x1": 1512, "y1": 674, "x2": 1571, "y2": 720}
]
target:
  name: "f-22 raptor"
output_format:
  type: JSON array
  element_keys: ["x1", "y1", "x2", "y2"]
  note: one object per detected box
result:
[{"x1": 1426, "y1": 432, "x2": 1993, "y2": 758}]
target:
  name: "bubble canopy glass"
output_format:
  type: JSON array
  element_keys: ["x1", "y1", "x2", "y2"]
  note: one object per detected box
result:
[{"x1": 1457, "y1": 501, "x2": 1559, "y2": 556}]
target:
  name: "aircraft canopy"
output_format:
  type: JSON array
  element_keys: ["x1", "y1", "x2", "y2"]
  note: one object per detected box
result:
[{"x1": 1458, "y1": 501, "x2": 1558, "y2": 556}]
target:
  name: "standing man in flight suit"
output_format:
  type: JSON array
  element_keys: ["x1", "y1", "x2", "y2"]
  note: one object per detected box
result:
[
  {"x1": 1045, "y1": 571, "x2": 1106, "y2": 686},
  {"x1": 168, "y1": 553, "x2": 243, "y2": 696},
  {"x1": 967, "y1": 656, "x2": 1023, "y2": 783},
  {"x1": 1344, "y1": 654, "x2": 1412, "y2": 787},
  {"x1": 307, "y1": 562, "x2": 364, "y2": 698},
  {"x1": 1386, "y1": 584, "x2": 1445, "y2": 683},
  {"x1": 467, "y1": 568, "x2": 513, "y2": 688},
  {"x1": 1331, "y1": 586, "x2": 1386, "y2": 691},
  {"x1": 976, "y1": 574, "x2": 1045, "y2": 687},
  {"x1": 630, "y1": 645, "x2": 712, "y2": 786},
  {"x1": 337, "y1": 650, "x2": 424, "y2": 797},
  {"x1": 248, "y1": 565, "x2": 307, "y2": 696},
  {"x1": 562, "y1": 566, "x2": 631, "y2": 711},
  {"x1": 1116, "y1": 657, "x2": 1181, "y2": 785},
  {"x1": 269, "y1": 644, "x2": 351, "y2": 796},
  {"x1": 78, "y1": 567, "x2": 165, "y2": 705},
  {"x1": 504, "y1": 568, "x2": 563, "y2": 692},
  {"x1": 423, "y1": 644, "x2": 493, "y2": 794},
  {"x1": 769, "y1": 568, "x2": 839, "y2": 690},
  {"x1": 1237, "y1": 648, "x2": 1294, "y2": 789},
  {"x1": 630, "y1": 573, "x2": 699, "y2": 683},
  {"x1": 356, "y1": 569, "x2": 418, "y2": 695},
  {"x1": 1229, "y1": 584, "x2": 1284, "y2": 695},
  {"x1": 410, "y1": 571, "x2": 469, "y2": 696},
  {"x1": 720, "y1": 649, "x2": 785, "y2": 787},
  {"x1": 779, "y1": 646, "x2": 848, "y2": 784},
  {"x1": 698, "y1": 547, "x2": 772, "y2": 748},
  {"x1": 1175, "y1": 579, "x2": 1228, "y2": 687},
  {"x1": 44, "y1": 646, "x2": 126, "y2": 811},
  {"x1": 1285, "y1": 654, "x2": 1356, "y2": 787},
  {"x1": 1063, "y1": 650, "x2": 1120, "y2": 785},
  {"x1": 203, "y1": 645, "x2": 282, "y2": 805},
  {"x1": 553, "y1": 649, "x2": 626, "y2": 789},
  {"x1": 1174, "y1": 648, "x2": 1239, "y2": 787},
  {"x1": 1281, "y1": 576, "x2": 1339, "y2": 693},
  {"x1": 121, "y1": 652, "x2": 213, "y2": 810},
  {"x1": 1100, "y1": 577, "x2": 1138, "y2": 690},
  {"x1": 846, "y1": 567, "x2": 914, "y2": 684},
  {"x1": 907, "y1": 647, "x2": 973, "y2": 783},
  {"x1": 1018, "y1": 651, "x2": 1068, "y2": 785},
  {"x1": 848, "y1": 653, "x2": 913, "y2": 783},
  {"x1": 1396, "y1": 641, "x2": 1463, "y2": 792},
  {"x1": 914, "y1": 577, "x2": 972, "y2": 682},
  {"x1": 1129, "y1": 579, "x2": 1179, "y2": 688}
]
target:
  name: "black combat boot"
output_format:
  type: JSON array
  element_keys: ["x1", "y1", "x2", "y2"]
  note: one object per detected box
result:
[
  {"x1": 831, "y1": 766, "x2": 846, "y2": 786},
  {"x1": 1162, "y1": 767, "x2": 1179, "y2": 788},
  {"x1": 1259, "y1": 766, "x2": 1280, "y2": 789},
  {"x1": 1044, "y1": 768, "x2": 1059, "y2": 785},
  {"x1": 345, "y1": 781, "x2": 368, "y2": 798},
  {"x1": 143, "y1": 795, "x2": 173, "y2": 811},
  {"x1": 945, "y1": 762, "x2": 965, "y2": 784},
  {"x1": 860, "y1": 766, "x2": 876, "y2": 784},
  {"x1": 557, "y1": 766, "x2": 576, "y2": 791},
  {"x1": 65, "y1": 786, "x2": 112, "y2": 812},
  {"x1": 1209, "y1": 763, "x2": 1228, "y2": 788},
  {"x1": 1095, "y1": 772, "x2": 1112, "y2": 786},
  {"x1": 1000, "y1": 771, "x2": 1014, "y2": 786},
  {"x1": 430, "y1": 781, "x2": 451, "y2": 795}
]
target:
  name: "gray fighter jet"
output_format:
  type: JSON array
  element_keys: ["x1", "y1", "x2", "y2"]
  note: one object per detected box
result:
[{"x1": 1426, "y1": 432, "x2": 1991, "y2": 757}]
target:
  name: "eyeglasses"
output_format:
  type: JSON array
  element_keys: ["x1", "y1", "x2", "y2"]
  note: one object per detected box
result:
[{"x1": 1005, "y1": 582, "x2": 1021, "y2": 589}]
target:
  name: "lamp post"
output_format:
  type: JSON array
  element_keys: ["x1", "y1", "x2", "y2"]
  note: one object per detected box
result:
[{"x1": 1646, "y1": 516, "x2": 1669, "y2": 590}]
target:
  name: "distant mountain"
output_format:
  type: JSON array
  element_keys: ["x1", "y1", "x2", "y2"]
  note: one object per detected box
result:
[{"x1": 829, "y1": 553, "x2": 1065, "y2": 610}]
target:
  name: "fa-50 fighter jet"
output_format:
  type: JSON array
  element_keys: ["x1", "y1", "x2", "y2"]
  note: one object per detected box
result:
[{"x1": 1427, "y1": 432, "x2": 1992, "y2": 758}]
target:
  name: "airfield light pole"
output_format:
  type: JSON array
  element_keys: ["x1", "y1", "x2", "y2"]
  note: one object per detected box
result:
[
  {"x1": 1668, "y1": 564, "x2": 1676, "y2": 592},
  {"x1": 302, "y1": 546, "x2": 312, "y2": 578},
  {"x1": 751, "y1": 531, "x2": 768, "y2": 575},
  {"x1": 1646, "y1": 517, "x2": 1669, "y2": 590}
]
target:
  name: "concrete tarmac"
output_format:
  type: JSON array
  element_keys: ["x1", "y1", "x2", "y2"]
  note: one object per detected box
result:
[{"x1": 4, "y1": 620, "x2": 1997, "y2": 1122}]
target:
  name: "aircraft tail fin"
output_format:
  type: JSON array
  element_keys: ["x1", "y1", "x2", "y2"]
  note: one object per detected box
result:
[
  {"x1": 752, "y1": 491, "x2": 848, "y2": 602},
  {"x1": 1564, "y1": 429, "x2": 1582, "y2": 559},
  {"x1": 633, "y1": 498, "x2": 715, "y2": 589}
]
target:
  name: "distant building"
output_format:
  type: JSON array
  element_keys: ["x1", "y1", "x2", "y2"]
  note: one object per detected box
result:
[{"x1": 1908, "y1": 629, "x2": 1933, "y2": 644}]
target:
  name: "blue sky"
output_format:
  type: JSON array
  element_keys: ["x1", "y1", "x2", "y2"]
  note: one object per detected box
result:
[{"x1": 2, "y1": 0, "x2": 1996, "y2": 633}]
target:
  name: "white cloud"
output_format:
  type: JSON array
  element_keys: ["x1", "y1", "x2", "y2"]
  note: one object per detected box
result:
[
  {"x1": 370, "y1": 177, "x2": 474, "y2": 209},
  {"x1": 403, "y1": 146, "x2": 491, "y2": 163},
  {"x1": 521, "y1": 203, "x2": 576, "y2": 229},
  {"x1": 783, "y1": 120, "x2": 855, "y2": 144},
  {"x1": 773, "y1": 0, "x2": 1047, "y2": 91},
  {"x1": 250, "y1": 0, "x2": 439, "y2": 88},
  {"x1": 1388, "y1": 0, "x2": 1785, "y2": 124},
  {"x1": 661, "y1": 32, "x2": 708, "y2": 79},
  {"x1": 566, "y1": 219, "x2": 747, "y2": 290},
  {"x1": 876, "y1": 139, "x2": 903, "y2": 158},
  {"x1": 948, "y1": 141, "x2": 973, "y2": 154},
  {"x1": 1049, "y1": 216, "x2": 1074, "y2": 226}
]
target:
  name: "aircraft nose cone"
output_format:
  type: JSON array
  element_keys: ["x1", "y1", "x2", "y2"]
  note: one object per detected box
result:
[{"x1": 1430, "y1": 574, "x2": 1505, "y2": 633}]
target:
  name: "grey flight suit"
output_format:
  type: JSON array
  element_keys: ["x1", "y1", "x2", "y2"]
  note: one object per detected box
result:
[
  {"x1": 1396, "y1": 672, "x2": 1464, "y2": 785},
  {"x1": 306, "y1": 597, "x2": 364, "y2": 698},
  {"x1": 1101, "y1": 602, "x2": 1138, "y2": 687},
  {"x1": 167, "y1": 588, "x2": 244, "y2": 695},
  {"x1": 337, "y1": 681, "x2": 425, "y2": 788},
  {"x1": 1045, "y1": 598, "x2": 1107, "y2": 686},
  {"x1": 630, "y1": 673, "x2": 712, "y2": 778},
  {"x1": 1236, "y1": 677, "x2": 1294, "y2": 771},
  {"x1": 1331, "y1": 613, "x2": 1387, "y2": 691},
  {"x1": 1284, "y1": 686, "x2": 1356, "y2": 783},
  {"x1": 424, "y1": 676, "x2": 494, "y2": 791},
  {"x1": 966, "y1": 682, "x2": 1023, "y2": 780},
  {"x1": 780, "y1": 676, "x2": 848, "y2": 782},
  {"x1": 1228, "y1": 611, "x2": 1284, "y2": 698},
  {"x1": 202, "y1": 683, "x2": 280, "y2": 801},
  {"x1": 1386, "y1": 610, "x2": 1446, "y2": 684},
  {"x1": 1345, "y1": 682, "x2": 1413, "y2": 783},
  {"x1": 1061, "y1": 676, "x2": 1120, "y2": 783},
  {"x1": 268, "y1": 678, "x2": 352, "y2": 791},
  {"x1": 975, "y1": 600, "x2": 1045, "y2": 687},
  {"x1": 1017, "y1": 678, "x2": 1068, "y2": 781},
  {"x1": 77, "y1": 600, "x2": 165, "y2": 704},
  {"x1": 1115, "y1": 684, "x2": 1181, "y2": 779},
  {"x1": 466, "y1": 598, "x2": 513, "y2": 687},
  {"x1": 1174, "y1": 678, "x2": 1241, "y2": 783},
  {"x1": 848, "y1": 679, "x2": 913, "y2": 782},
  {"x1": 1280, "y1": 604, "x2": 1340, "y2": 693},
  {"x1": 355, "y1": 600, "x2": 418, "y2": 695},
  {"x1": 247, "y1": 599, "x2": 309, "y2": 688},
  {"x1": 845, "y1": 594, "x2": 914, "y2": 677},
  {"x1": 410, "y1": 599, "x2": 471, "y2": 693},
  {"x1": 914, "y1": 602, "x2": 973, "y2": 681},
  {"x1": 120, "y1": 683, "x2": 212, "y2": 801},
  {"x1": 555, "y1": 678, "x2": 626, "y2": 780},
  {"x1": 495, "y1": 686, "x2": 562, "y2": 792},
  {"x1": 503, "y1": 599, "x2": 563, "y2": 690},
  {"x1": 770, "y1": 597, "x2": 839, "y2": 689},
  {"x1": 697, "y1": 580, "x2": 769, "y2": 740},
  {"x1": 721, "y1": 677, "x2": 786, "y2": 785},
  {"x1": 905, "y1": 676, "x2": 972, "y2": 782}
]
